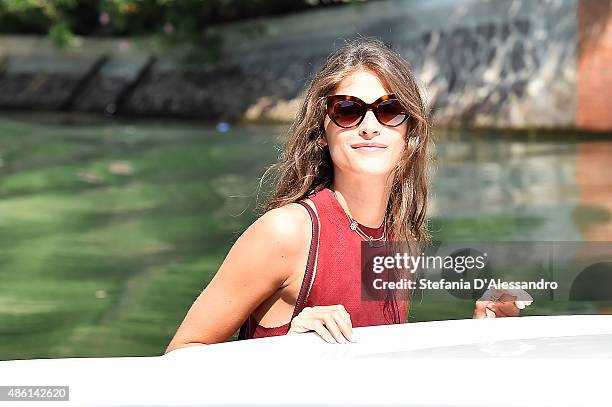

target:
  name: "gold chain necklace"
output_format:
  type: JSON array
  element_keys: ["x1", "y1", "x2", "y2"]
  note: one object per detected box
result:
[{"x1": 332, "y1": 190, "x2": 387, "y2": 244}]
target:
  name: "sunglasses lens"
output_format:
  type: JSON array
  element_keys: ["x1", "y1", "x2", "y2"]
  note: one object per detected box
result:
[
  {"x1": 331, "y1": 100, "x2": 364, "y2": 127},
  {"x1": 376, "y1": 99, "x2": 407, "y2": 127}
]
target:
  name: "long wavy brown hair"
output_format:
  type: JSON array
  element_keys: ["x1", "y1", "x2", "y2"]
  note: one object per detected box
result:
[
  {"x1": 261, "y1": 37, "x2": 432, "y2": 241},
  {"x1": 259, "y1": 37, "x2": 432, "y2": 323}
]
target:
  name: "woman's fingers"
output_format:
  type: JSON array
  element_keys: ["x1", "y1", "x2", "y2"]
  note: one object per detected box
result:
[
  {"x1": 336, "y1": 312, "x2": 354, "y2": 342},
  {"x1": 492, "y1": 293, "x2": 517, "y2": 317},
  {"x1": 473, "y1": 301, "x2": 491, "y2": 318},
  {"x1": 289, "y1": 304, "x2": 355, "y2": 343},
  {"x1": 515, "y1": 300, "x2": 533, "y2": 309},
  {"x1": 314, "y1": 305, "x2": 353, "y2": 343},
  {"x1": 332, "y1": 305, "x2": 354, "y2": 342},
  {"x1": 485, "y1": 304, "x2": 496, "y2": 318},
  {"x1": 322, "y1": 314, "x2": 347, "y2": 343},
  {"x1": 493, "y1": 301, "x2": 520, "y2": 317},
  {"x1": 311, "y1": 320, "x2": 336, "y2": 344}
]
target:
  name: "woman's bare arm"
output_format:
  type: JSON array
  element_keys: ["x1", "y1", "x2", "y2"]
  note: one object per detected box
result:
[{"x1": 165, "y1": 204, "x2": 310, "y2": 353}]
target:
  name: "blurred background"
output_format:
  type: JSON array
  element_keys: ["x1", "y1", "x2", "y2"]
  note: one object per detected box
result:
[{"x1": 0, "y1": 0, "x2": 611, "y2": 360}]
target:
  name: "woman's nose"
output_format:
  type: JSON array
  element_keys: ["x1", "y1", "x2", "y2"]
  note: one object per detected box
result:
[{"x1": 358, "y1": 110, "x2": 380, "y2": 138}]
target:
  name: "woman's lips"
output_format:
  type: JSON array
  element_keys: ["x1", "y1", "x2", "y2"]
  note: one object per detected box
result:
[{"x1": 351, "y1": 142, "x2": 387, "y2": 151}]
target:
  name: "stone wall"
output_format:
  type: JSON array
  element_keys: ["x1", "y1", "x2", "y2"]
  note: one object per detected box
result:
[{"x1": 0, "y1": 0, "x2": 610, "y2": 130}]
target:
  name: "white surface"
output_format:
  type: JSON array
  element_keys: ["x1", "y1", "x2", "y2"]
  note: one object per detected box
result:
[{"x1": 1, "y1": 315, "x2": 611, "y2": 406}]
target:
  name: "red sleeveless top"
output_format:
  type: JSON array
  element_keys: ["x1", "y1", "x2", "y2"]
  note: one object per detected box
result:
[{"x1": 238, "y1": 187, "x2": 409, "y2": 340}]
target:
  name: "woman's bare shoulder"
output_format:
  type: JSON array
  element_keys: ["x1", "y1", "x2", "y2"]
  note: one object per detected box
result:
[{"x1": 247, "y1": 202, "x2": 313, "y2": 257}]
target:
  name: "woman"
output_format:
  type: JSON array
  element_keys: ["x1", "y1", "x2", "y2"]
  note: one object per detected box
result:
[{"x1": 165, "y1": 38, "x2": 522, "y2": 352}]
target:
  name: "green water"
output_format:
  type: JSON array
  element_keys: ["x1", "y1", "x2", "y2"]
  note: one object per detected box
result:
[{"x1": 0, "y1": 114, "x2": 610, "y2": 359}]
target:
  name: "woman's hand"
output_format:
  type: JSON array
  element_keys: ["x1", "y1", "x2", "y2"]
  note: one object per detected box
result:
[
  {"x1": 473, "y1": 289, "x2": 533, "y2": 318},
  {"x1": 288, "y1": 304, "x2": 355, "y2": 344}
]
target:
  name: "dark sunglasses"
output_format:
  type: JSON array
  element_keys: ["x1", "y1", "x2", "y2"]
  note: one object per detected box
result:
[{"x1": 325, "y1": 94, "x2": 409, "y2": 128}]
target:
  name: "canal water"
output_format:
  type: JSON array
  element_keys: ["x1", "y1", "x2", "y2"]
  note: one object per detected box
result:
[{"x1": 0, "y1": 114, "x2": 610, "y2": 359}]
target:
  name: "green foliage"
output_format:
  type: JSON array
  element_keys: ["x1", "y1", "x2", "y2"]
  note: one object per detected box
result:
[
  {"x1": 48, "y1": 21, "x2": 76, "y2": 48},
  {"x1": 0, "y1": 0, "x2": 370, "y2": 48}
]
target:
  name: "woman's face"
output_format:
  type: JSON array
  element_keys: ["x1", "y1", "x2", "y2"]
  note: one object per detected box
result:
[{"x1": 323, "y1": 69, "x2": 407, "y2": 181}]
